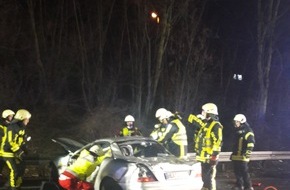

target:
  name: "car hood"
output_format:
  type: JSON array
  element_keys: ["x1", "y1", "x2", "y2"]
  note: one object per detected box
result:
[{"x1": 51, "y1": 137, "x2": 85, "y2": 153}]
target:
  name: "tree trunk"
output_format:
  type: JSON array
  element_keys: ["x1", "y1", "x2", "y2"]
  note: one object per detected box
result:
[{"x1": 256, "y1": 0, "x2": 280, "y2": 119}]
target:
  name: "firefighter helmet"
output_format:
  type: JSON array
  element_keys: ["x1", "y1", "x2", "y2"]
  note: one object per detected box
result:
[
  {"x1": 155, "y1": 108, "x2": 173, "y2": 120},
  {"x1": 202, "y1": 103, "x2": 218, "y2": 115},
  {"x1": 124, "y1": 115, "x2": 135, "y2": 122},
  {"x1": 155, "y1": 108, "x2": 167, "y2": 118},
  {"x1": 234, "y1": 114, "x2": 247, "y2": 123},
  {"x1": 2, "y1": 109, "x2": 15, "y2": 119},
  {"x1": 89, "y1": 145, "x2": 104, "y2": 156},
  {"x1": 14, "y1": 109, "x2": 31, "y2": 120}
]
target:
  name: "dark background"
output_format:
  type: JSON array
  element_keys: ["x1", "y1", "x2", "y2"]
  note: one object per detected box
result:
[{"x1": 0, "y1": 0, "x2": 289, "y2": 157}]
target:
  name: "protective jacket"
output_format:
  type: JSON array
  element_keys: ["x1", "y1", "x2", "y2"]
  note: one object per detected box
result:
[
  {"x1": 66, "y1": 149, "x2": 105, "y2": 180},
  {"x1": 0, "y1": 119, "x2": 9, "y2": 154},
  {"x1": 0, "y1": 120, "x2": 26, "y2": 158},
  {"x1": 119, "y1": 126, "x2": 142, "y2": 136},
  {"x1": 193, "y1": 117, "x2": 223, "y2": 163},
  {"x1": 0, "y1": 120, "x2": 27, "y2": 189},
  {"x1": 230, "y1": 123, "x2": 255, "y2": 162},
  {"x1": 157, "y1": 118, "x2": 188, "y2": 157}
]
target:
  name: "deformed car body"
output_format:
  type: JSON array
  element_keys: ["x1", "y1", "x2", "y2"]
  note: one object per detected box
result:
[{"x1": 50, "y1": 136, "x2": 202, "y2": 190}]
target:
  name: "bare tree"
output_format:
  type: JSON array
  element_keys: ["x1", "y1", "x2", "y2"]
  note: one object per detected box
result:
[{"x1": 256, "y1": 0, "x2": 280, "y2": 119}]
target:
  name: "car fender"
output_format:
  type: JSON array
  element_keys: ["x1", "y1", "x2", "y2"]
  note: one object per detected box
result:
[{"x1": 94, "y1": 157, "x2": 130, "y2": 188}]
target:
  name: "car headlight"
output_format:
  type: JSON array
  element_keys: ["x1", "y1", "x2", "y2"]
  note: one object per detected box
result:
[{"x1": 136, "y1": 164, "x2": 157, "y2": 182}]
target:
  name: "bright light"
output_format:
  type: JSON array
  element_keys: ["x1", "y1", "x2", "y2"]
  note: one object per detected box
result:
[
  {"x1": 151, "y1": 12, "x2": 158, "y2": 19},
  {"x1": 151, "y1": 12, "x2": 160, "y2": 23},
  {"x1": 233, "y1": 74, "x2": 243, "y2": 81}
]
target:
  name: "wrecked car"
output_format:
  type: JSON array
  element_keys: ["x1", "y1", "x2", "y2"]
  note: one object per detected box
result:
[{"x1": 49, "y1": 136, "x2": 202, "y2": 190}]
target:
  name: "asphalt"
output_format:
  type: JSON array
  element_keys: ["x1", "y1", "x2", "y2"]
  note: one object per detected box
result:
[
  {"x1": 216, "y1": 162, "x2": 290, "y2": 190},
  {"x1": 0, "y1": 161, "x2": 289, "y2": 190}
]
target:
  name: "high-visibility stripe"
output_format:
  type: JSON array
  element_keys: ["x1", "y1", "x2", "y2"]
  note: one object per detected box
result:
[
  {"x1": 245, "y1": 132, "x2": 254, "y2": 140},
  {"x1": 6, "y1": 160, "x2": 17, "y2": 187}
]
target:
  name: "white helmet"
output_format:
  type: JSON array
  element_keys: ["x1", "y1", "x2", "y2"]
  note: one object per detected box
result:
[
  {"x1": 234, "y1": 114, "x2": 247, "y2": 123},
  {"x1": 89, "y1": 145, "x2": 104, "y2": 156},
  {"x1": 124, "y1": 115, "x2": 135, "y2": 122},
  {"x1": 2, "y1": 109, "x2": 15, "y2": 119},
  {"x1": 155, "y1": 108, "x2": 173, "y2": 120},
  {"x1": 202, "y1": 103, "x2": 218, "y2": 115},
  {"x1": 155, "y1": 108, "x2": 167, "y2": 118}
]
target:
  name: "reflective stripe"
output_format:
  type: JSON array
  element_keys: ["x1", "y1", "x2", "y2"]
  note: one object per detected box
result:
[
  {"x1": 6, "y1": 160, "x2": 17, "y2": 187},
  {"x1": 1, "y1": 152, "x2": 14, "y2": 157},
  {"x1": 247, "y1": 143, "x2": 254, "y2": 148},
  {"x1": 245, "y1": 132, "x2": 254, "y2": 140}
]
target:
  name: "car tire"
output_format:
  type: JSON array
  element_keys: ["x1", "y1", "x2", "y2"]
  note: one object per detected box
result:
[{"x1": 100, "y1": 178, "x2": 122, "y2": 190}]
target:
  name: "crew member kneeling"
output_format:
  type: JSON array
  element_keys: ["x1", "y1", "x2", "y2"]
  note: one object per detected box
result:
[{"x1": 59, "y1": 145, "x2": 109, "y2": 190}]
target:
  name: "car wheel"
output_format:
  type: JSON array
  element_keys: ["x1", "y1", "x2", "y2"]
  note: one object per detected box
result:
[{"x1": 100, "y1": 178, "x2": 122, "y2": 190}]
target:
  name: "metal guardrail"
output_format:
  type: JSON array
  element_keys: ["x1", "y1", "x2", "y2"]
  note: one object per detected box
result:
[
  {"x1": 187, "y1": 151, "x2": 290, "y2": 162},
  {"x1": 0, "y1": 152, "x2": 289, "y2": 189}
]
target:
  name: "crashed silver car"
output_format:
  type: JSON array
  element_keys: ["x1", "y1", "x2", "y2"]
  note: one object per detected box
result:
[{"x1": 50, "y1": 136, "x2": 202, "y2": 190}]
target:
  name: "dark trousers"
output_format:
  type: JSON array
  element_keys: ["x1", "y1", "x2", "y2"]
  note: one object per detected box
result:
[
  {"x1": 232, "y1": 160, "x2": 252, "y2": 188},
  {"x1": 201, "y1": 162, "x2": 217, "y2": 190},
  {"x1": 2, "y1": 157, "x2": 25, "y2": 188},
  {"x1": 166, "y1": 141, "x2": 188, "y2": 158}
]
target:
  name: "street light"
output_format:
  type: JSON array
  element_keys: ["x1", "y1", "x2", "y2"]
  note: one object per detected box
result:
[{"x1": 151, "y1": 12, "x2": 160, "y2": 23}]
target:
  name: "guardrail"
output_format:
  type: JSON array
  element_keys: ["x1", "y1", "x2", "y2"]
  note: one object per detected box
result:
[{"x1": 187, "y1": 151, "x2": 290, "y2": 162}]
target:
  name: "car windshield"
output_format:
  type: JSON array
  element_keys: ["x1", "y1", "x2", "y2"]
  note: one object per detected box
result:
[{"x1": 117, "y1": 140, "x2": 169, "y2": 157}]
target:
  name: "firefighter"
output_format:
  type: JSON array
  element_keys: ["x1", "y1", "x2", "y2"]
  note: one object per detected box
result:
[
  {"x1": 230, "y1": 114, "x2": 255, "y2": 190},
  {"x1": 188, "y1": 103, "x2": 223, "y2": 190},
  {"x1": 0, "y1": 110, "x2": 15, "y2": 180},
  {"x1": 59, "y1": 145, "x2": 110, "y2": 190},
  {"x1": 154, "y1": 108, "x2": 188, "y2": 158},
  {"x1": 0, "y1": 109, "x2": 31, "y2": 190},
  {"x1": 119, "y1": 115, "x2": 142, "y2": 136}
]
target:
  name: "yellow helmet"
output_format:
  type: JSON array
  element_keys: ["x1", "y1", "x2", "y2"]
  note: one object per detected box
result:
[
  {"x1": 2, "y1": 109, "x2": 15, "y2": 119},
  {"x1": 202, "y1": 103, "x2": 218, "y2": 115},
  {"x1": 14, "y1": 109, "x2": 32, "y2": 120}
]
